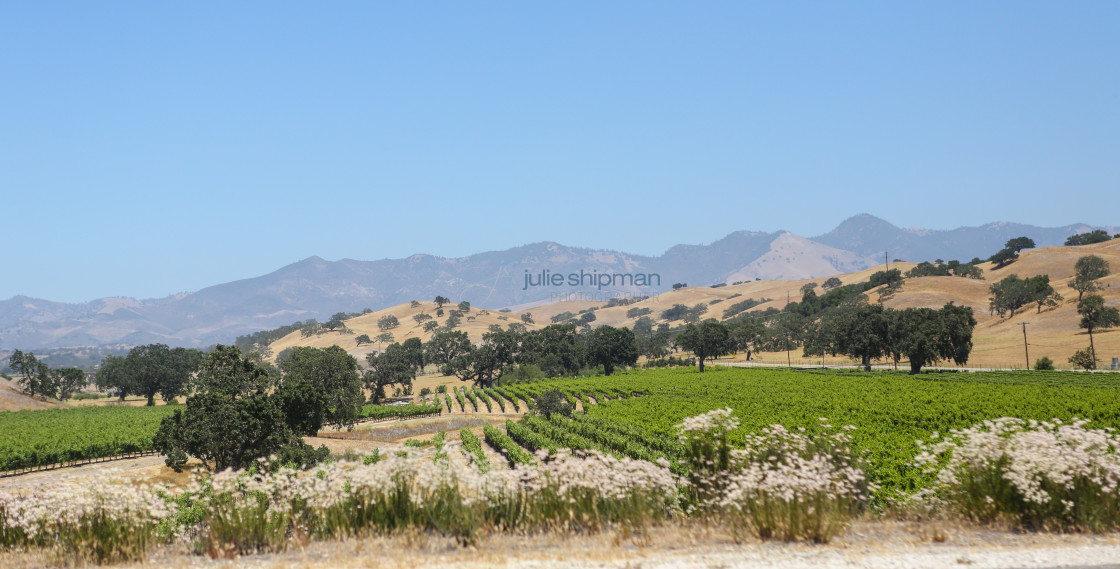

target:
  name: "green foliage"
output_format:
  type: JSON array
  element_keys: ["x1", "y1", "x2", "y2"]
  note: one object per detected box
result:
[
  {"x1": 906, "y1": 260, "x2": 983, "y2": 279},
  {"x1": 604, "y1": 296, "x2": 648, "y2": 308},
  {"x1": 528, "y1": 366, "x2": 1120, "y2": 497},
  {"x1": 585, "y1": 325, "x2": 638, "y2": 375},
  {"x1": 359, "y1": 402, "x2": 443, "y2": 421},
  {"x1": 377, "y1": 314, "x2": 400, "y2": 330},
  {"x1": 278, "y1": 345, "x2": 364, "y2": 432},
  {"x1": 660, "y1": 303, "x2": 689, "y2": 321},
  {"x1": 1069, "y1": 255, "x2": 1111, "y2": 301},
  {"x1": 534, "y1": 388, "x2": 573, "y2": 418},
  {"x1": 234, "y1": 319, "x2": 320, "y2": 354},
  {"x1": 988, "y1": 274, "x2": 1061, "y2": 318},
  {"x1": 644, "y1": 356, "x2": 695, "y2": 368},
  {"x1": 483, "y1": 423, "x2": 535, "y2": 466},
  {"x1": 676, "y1": 320, "x2": 732, "y2": 372},
  {"x1": 463, "y1": 387, "x2": 480, "y2": 412},
  {"x1": 804, "y1": 303, "x2": 890, "y2": 371},
  {"x1": 1078, "y1": 295, "x2": 1120, "y2": 353},
  {"x1": 51, "y1": 367, "x2": 87, "y2": 400},
  {"x1": 891, "y1": 303, "x2": 977, "y2": 374},
  {"x1": 153, "y1": 346, "x2": 328, "y2": 472},
  {"x1": 8, "y1": 350, "x2": 49, "y2": 399},
  {"x1": 93, "y1": 344, "x2": 202, "y2": 406},
  {"x1": 988, "y1": 247, "x2": 1019, "y2": 268},
  {"x1": 822, "y1": 277, "x2": 843, "y2": 289},
  {"x1": 425, "y1": 330, "x2": 472, "y2": 366},
  {"x1": 483, "y1": 387, "x2": 506, "y2": 412},
  {"x1": 867, "y1": 269, "x2": 903, "y2": 289},
  {"x1": 1066, "y1": 230, "x2": 1112, "y2": 246},
  {"x1": 626, "y1": 306, "x2": 653, "y2": 318},
  {"x1": 364, "y1": 343, "x2": 416, "y2": 403},
  {"x1": 721, "y1": 297, "x2": 769, "y2": 319},
  {"x1": 0, "y1": 406, "x2": 175, "y2": 471},
  {"x1": 1069, "y1": 347, "x2": 1099, "y2": 370},
  {"x1": 71, "y1": 391, "x2": 108, "y2": 400},
  {"x1": 459, "y1": 428, "x2": 490, "y2": 471},
  {"x1": 1004, "y1": 236, "x2": 1036, "y2": 253},
  {"x1": 1034, "y1": 356, "x2": 1055, "y2": 371}
]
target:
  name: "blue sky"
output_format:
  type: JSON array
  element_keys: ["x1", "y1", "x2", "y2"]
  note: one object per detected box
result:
[{"x1": 3, "y1": 2, "x2": 1117, "y2": 303}]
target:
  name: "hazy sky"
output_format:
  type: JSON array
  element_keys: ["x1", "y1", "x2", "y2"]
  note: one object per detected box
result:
[{"x1": 3, "y1": 2, "x2": 1117, "y2": 303}]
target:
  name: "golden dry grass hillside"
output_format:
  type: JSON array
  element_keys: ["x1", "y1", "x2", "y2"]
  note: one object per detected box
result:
[
  {"x1": 267, "y1": 240, "x2": 1120, "y2": 370},
  {"x1": 266, "y1": 301, "x2": 544, "y2": 363},
  {"x1": 0, "y1": 376, "x2": 59, "y2": 412}
]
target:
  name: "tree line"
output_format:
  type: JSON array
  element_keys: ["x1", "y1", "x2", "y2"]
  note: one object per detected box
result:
[{"x1": 6, "y1": 350, "x2": 88, "y2": 400}]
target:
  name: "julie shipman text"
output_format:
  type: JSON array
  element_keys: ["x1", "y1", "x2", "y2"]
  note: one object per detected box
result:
[{"x1": 522, "y1": 269, "x2": 661, "y2": 290}]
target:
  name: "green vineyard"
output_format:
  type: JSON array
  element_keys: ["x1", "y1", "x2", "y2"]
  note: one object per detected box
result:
[
  {"x1": 5, "y1": 366, "x2": 1120, "y2": 494},
  {"x1": 480, "y1": 366, "x2": 1120, "y2": 494},
  {"x1": 359, "y1": 402, "x2": 443, "y2": 422},
  {"x1": 0, "y1": 405, "x2": 177, "y2": 472}
]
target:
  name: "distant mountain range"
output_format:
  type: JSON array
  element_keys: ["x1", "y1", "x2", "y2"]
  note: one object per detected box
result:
[{"x1": 1, "y1": 214, "x2": 1113, "y2": 350}]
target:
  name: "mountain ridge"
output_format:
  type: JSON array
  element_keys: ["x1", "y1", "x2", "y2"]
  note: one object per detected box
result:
[{"x1": 1, "y1": 215, "x2": 1114, "y2": 350}]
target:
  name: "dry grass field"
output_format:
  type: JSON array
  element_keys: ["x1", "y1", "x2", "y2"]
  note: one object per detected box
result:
[
  {"x1": 266, "y1": 301, "x2": 545, "y2": 363},
  {"x1": 0, "y1": 376, "x2": 58, "y2": 412},
  {"x1": 5, "y1": 240, "x2": 1113, "y2": 415},
  {"x1": 267, "y1": 240, "x2": 1120, "y2": 371}
]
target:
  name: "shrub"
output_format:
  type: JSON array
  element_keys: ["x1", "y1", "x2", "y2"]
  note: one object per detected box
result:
[
  {"x1": 720, "y1": 421, "x2": 871, "y2": 543},
  {"x1": 502, "y1": 364, "x2": 544, "y2": 383},
  {"x1": 1070, "y1": 347, "x2": 1099, "y2": 370},
  {"x1": 644, "y1": 356, "x2": 695, "y2": 369},
  {"x1": 436, "y1": 385, "x2": 447, "y2": 394},
  {"x1": 676, "y1": 408, "x2": 738, "y2": 508},
  {"x1": 914, "y1": 417, "x2": 1120, "y2": 531},
  {"x1": 1034, "y1": 357, "x2": 1055, "y2": 371},
  {"x1": 534, "y1": 389, "x2": 573, "y2": 418},
  {"x1": 676, "y1": 409, "x2": 871, "y2": 543}
]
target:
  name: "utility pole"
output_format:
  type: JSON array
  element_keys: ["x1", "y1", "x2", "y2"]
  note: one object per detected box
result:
[
  {"x1": 1021, "y1": 322, "x2": 1030, "y2": 370},
  {"x1": 786, "y1": 333, "x2": 792, "y2": 367},
  {"x1": 885, "y1": 250, "x2": 889, "y2": 272}
]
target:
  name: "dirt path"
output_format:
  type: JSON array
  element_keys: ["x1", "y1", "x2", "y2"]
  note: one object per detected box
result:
[
  {"x1": 5, "y1": 519, "x2": 1120, "y2": 569},
  {"x1": 0, "y1": 455, "x2": 168, "y2": 493}
]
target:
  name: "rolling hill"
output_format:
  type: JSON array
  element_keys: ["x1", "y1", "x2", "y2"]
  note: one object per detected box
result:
[
  {"x1": 0, "y1": 214, "x2": 1115, "y2": 352},
  {"x1": 266, "y1": 239, "x2": 1120, "y2": 371}
]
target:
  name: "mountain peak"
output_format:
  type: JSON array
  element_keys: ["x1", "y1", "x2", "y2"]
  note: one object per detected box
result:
[{"x1": 830, "y1": 213, "x2": 899, "y2": 233}]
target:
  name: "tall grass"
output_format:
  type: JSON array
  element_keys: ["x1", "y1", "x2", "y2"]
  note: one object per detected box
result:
[
  {"x1": 192, "y1": 447, "x2": 679, "y2": 553},
  {"x1": 677, "y1": 409, "x2": 872, "y2": 543},
  {"x1": 914, "y1": 417, "x2": 1120, "y2": 531},
  {"x1": 0, "y1": 482, "x2": 173, "y2": 563}
]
